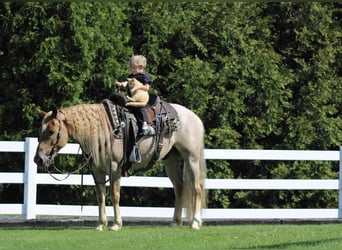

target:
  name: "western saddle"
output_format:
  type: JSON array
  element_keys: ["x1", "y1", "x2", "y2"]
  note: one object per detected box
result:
[{"x1": 102, "y1": 94, "x2": 180, "y2": 176}]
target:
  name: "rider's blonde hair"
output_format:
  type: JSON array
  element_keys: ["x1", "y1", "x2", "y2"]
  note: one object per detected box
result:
[{"x1": 129, "y1": 55, "x2": 147, "y2": 68}]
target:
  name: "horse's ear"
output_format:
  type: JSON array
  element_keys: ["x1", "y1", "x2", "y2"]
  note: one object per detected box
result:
[
  {"x1": 37, "y1": 108, "x2": 47, "y2": 117},
  {"x1": 51, "y1": 104, "x2": 58, "y2": 118}
]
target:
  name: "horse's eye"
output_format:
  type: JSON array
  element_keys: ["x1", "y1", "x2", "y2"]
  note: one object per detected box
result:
[{"x1": 48, "y1": 130, "x2": 55, "y2": 136}]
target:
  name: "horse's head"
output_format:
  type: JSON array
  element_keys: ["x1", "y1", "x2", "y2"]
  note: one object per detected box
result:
[{"x1": 34, "y1": 106, "x2": 69, "y2": 169}]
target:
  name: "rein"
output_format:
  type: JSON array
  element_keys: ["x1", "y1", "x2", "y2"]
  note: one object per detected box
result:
[
  {"x1": 46, "y1": 148, "x2": 92, "y2": 181},
  {"x1": 46, "y1": 112, "x2": 91, "y2": 181},
  {"x1": 46, "y1": 147, "x2": 92, "y2": 212}
]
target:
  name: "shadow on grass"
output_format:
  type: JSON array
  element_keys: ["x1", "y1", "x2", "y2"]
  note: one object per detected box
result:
[{"x1": 235, "y1": 237, "x2": 342, "y2": 249}]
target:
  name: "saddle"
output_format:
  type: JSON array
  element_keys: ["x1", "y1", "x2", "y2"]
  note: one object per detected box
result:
[{"x1": 102, "y1": 94, "x2": 180, "y2": 176}]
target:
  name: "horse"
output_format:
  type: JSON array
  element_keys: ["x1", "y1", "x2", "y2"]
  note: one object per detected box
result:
[{"x1": 33, "y1": 101, "x2": 206, "y2": 230}]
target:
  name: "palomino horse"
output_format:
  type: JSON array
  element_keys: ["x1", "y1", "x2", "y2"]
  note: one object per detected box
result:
[{"x1": 34, "y1": 102, "x2": 206, "y2": 230}]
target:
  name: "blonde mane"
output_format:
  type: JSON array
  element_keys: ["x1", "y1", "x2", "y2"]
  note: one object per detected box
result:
[{"x1": 61, "y1": 104, "x2": 112, "y2": 168}]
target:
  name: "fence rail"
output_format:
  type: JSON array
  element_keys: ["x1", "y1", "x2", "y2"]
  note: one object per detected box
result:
[{"x1": 0, "y1": 137, "x2": 341, "y2": 220}]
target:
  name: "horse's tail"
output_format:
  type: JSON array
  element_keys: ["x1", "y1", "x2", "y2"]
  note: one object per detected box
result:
[
  {"x1": 200, "y1": 146, "x2": 207, "y2": 209},
  {"x1": 182, "y1": 139, "x2": 207, "y2": 224}
]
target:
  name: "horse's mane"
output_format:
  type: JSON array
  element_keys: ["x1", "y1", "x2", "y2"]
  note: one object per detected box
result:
[{"x1": 61, "y1": 103, "x2": 113, "y2": 168}]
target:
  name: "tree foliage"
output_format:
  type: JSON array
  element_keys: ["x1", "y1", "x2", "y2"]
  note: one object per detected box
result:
[
  {"x1": 0, "y1": 2, "x2": 131, "y2": 139},
  {"x1": 0, "y1": 2, "x2": 341, "y2": 209}
]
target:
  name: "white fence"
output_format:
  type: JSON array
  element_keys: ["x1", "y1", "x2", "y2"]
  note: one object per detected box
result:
[{"x1": 0, "y1": 137, "x2": 341, "y2": 220}]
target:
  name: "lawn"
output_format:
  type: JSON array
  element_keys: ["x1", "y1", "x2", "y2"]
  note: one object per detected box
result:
[{"x1": 1, "y1": 224, "x2": 342, "y2": 250}]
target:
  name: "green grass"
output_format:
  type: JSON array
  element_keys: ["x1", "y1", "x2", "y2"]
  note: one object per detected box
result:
[{"x1": 1, "y1": 224, "x2": 342, "y2": 250}]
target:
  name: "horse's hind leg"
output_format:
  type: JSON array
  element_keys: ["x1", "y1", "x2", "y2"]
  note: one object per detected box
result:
[
  {"x1": 184, "y1": 154, "x2": 204, "y2": 230},
  {"x1": 164, "y1": 150, "x2": 184, "y2": 227}
]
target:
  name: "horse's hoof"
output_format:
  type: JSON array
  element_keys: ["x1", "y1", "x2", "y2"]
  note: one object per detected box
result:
[
  {"x1": 170, "y1": 222, "x2": 183, "y2": 227},
  {"x1": 191, "y1": 220, "x2": 201, "y2": 230},
  {"x1": 95, "y1": 225, "x2": 104, "y2": 231},
  {"x1": 109, "y1": 224, "x2": 122, "y2": 231}
]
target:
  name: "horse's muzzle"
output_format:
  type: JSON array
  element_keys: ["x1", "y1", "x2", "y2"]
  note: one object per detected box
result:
[
  {"x1": 34, "y1": 154, "x2": 53, "y2": 169},
  {"x1": 34, "y1": 154, "x2": 42, "y2": 166}
]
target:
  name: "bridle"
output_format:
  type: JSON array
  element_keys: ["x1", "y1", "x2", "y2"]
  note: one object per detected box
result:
[
  {"x1": 43, "y1": 115, "x2": 92, "y2": 181},
  {"x1": 48, "y1": 118, "x2": 62, "y2": 160}
]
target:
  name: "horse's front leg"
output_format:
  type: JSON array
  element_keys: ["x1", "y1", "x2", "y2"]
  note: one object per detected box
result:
[
  {"x1": 94, "y1": 175, "x2": 107, "y2": 231},
  {"x1": 109, "y1": 163, "x2": 122, "y2": 231}
]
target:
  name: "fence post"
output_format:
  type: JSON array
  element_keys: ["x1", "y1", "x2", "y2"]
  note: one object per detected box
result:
[
  {"x1": 23, "y1": 137, "x2": 38, "y2": 220},
  {"x1": 339, "y1": 146, "x2": 342, "y2": 219}
]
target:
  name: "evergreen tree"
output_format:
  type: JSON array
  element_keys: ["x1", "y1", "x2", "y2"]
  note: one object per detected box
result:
[{"x1": 0, "y1": 2, "x2": 131, "y2": 140}]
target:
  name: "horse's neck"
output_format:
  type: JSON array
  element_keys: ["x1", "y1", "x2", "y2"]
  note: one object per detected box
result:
[
  {"x1": 62, "y1": 104, "x2": 108, "y2": 148},
  {"x1": 61, "y1": 103, "x2": 113, "y2": 166}
]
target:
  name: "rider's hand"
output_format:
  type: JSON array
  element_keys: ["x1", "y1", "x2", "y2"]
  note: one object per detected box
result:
[{"x1": 114, "y1": 82, "x2": 122, "y2": 88}]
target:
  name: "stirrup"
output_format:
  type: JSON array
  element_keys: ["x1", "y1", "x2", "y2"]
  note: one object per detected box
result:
[{"x1": 129, "y1": 145, "x2": 142, "y2": 163}]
